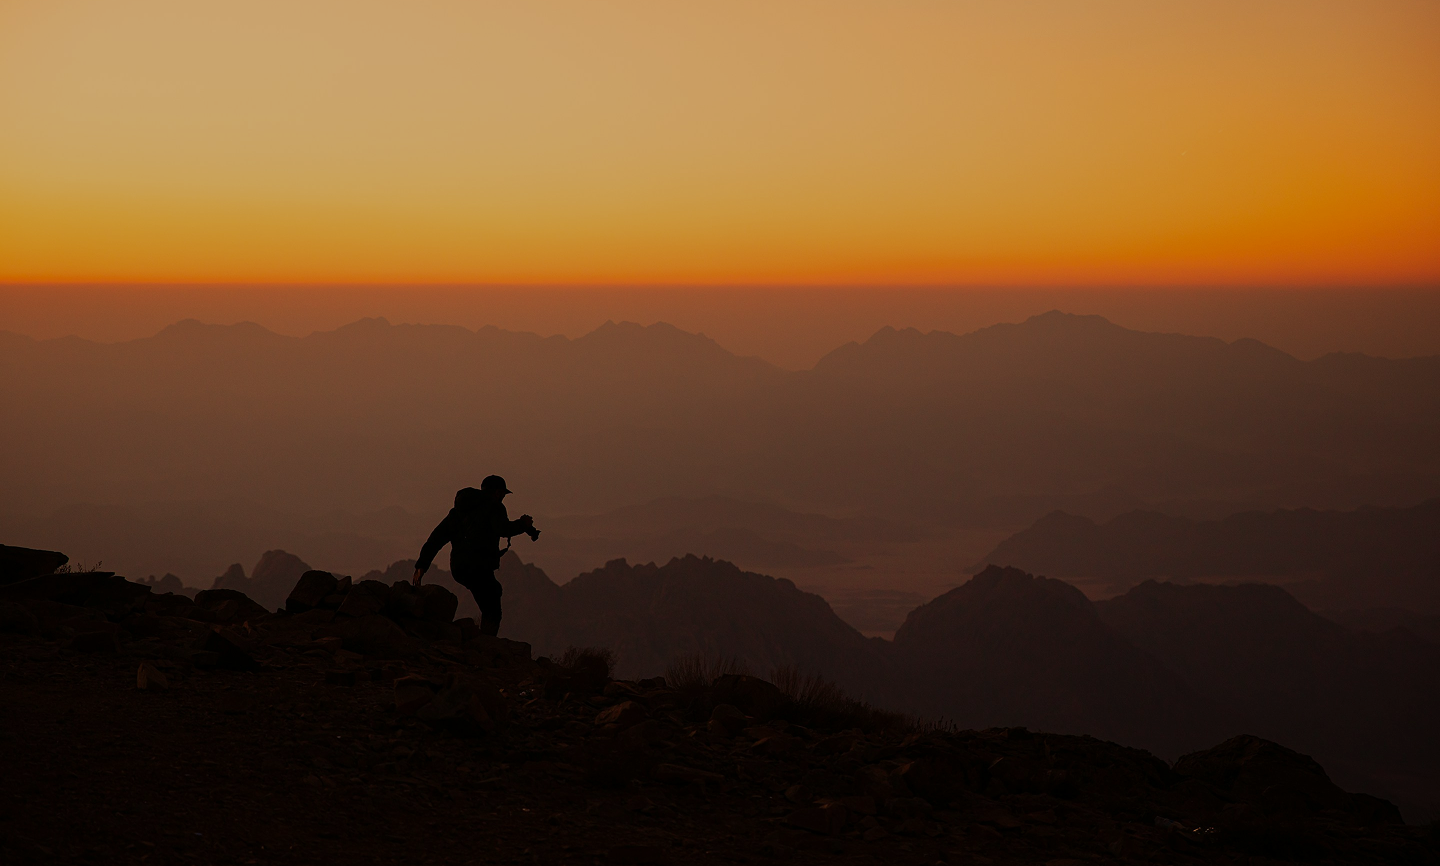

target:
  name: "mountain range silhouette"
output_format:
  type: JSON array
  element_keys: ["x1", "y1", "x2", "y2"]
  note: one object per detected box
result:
[{"x1": 4, "y1": 312, "x2": 1436, "y2": 523}]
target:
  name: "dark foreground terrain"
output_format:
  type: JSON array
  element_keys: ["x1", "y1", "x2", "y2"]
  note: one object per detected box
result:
[{"x1": 2, "y1": 568, "x2": 1436, "y2": 865}]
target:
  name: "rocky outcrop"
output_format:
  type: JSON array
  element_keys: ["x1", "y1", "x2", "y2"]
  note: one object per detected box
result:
[{"x1": 0, "y1": 544, "x2": 68, "y2": 585}]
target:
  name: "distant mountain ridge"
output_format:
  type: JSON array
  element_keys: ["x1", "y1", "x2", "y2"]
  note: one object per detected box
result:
[
  {"x1": 976, "y1": 499, "x2": 1440, "y2": 611},
  {"x1": 4, "y1": 312, "x2": 1436, "y2": 526}
]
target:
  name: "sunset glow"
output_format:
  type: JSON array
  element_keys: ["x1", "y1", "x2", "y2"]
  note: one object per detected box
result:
[{"x1": 2, "y1": 1, "x2": 1438, "y2": 285}]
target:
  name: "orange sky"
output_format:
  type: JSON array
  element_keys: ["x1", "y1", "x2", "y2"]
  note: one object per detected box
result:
[{"x1": 2, "y1": 1, "x2": 1438, "y2": 286}]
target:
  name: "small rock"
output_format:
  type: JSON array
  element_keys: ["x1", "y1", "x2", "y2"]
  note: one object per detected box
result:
[
  {"x1": 813, "y1": 734, "x2": 859, "y2": 756},
  {"x1": 325, "y1": 670, "x2": 357, "y2": 687},
  {"x1": 595, "y1": 700, "x2": 648, "y2": 729},
  {"x1": 751, "y1": 734, "x2": 799, "y2": 757},
  {"x1": 708, "y1": 703, "x2": 747, "y2": 737},
  {"x1": 136, "y1": 662, "x2": 169, "y2": 690},
  {"x1": 617, "y1": 718, "x2": 665, "y2": 749},
  {"x1": 415, "y1": 682, "x2": 498, "y2": 733},
  {"x1": 394, "y1": 675, "x2": 439, "y2": 714},
  {"x1": 653, "y1": 763, "x2": 725, "y2": 785},
  {"x1": 786, "y1": 802, "x2": 848, "y2": 836}
]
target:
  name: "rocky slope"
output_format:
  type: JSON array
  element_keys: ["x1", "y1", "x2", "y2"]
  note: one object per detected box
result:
[{"x1": 2, "y1": 566, "x2": 1433, "y2": 865}]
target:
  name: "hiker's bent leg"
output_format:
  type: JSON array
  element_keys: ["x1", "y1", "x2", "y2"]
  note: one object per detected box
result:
[{"x1": 475, "y1": 574, "x2": 503, "y2": 637}]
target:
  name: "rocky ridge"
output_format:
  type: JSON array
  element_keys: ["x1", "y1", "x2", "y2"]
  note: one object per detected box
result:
[{"x1": 1, "y1": 560, "x2": 1434, "y2": 865}]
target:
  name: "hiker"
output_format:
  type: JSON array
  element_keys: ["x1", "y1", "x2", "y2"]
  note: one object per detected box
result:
[{"x1": 412, "y1": 475, "x2": 538, "y2": 637}]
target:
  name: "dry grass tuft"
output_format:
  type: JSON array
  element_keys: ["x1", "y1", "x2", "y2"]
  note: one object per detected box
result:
[
  {"x1": 769, "y1": 664, "x2": 911, "y2": 734},
  {"x1": 557, "y1": 646, "x2": 616, "y2": 680},
  {"x1": 664, "y1": 652, "x2": 752, "y2": 695}
]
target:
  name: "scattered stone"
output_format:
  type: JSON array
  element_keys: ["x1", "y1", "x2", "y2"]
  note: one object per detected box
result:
[
  {"x1": 708, "y1": 703, "x2": 747, "y2": 737},
  {"x1": 414, "y1": 681, "x2": 497, "y2": 733},
  {"x1": 136, "y1": 662, "x2": 169, "y2": 690},
  {"x1": 595, "y1": 700, "x2": 648, "y2": 729},
  {"x1": 394, "y1": 675, "x2": 440, "y2": 714},
  {"x1": 786, "y1": 802, "x2": 848, "y2": 835},
  {"x1": 617, "y1": 718, "x2": 665, "y2": 749},
  {"x1": 653, "y1": 763, "x2": 725, "y2": 785}
]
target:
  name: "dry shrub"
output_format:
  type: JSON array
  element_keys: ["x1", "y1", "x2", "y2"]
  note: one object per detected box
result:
[
  {"x1": 664, "y1": 652, "x2": 752, "y2": 695},
  {"x1": 769, "y1": 664, "x2": 911, "y2": 734},
  {"x1": 557, "y1": 646, "x2": 616, "y2": 680}
]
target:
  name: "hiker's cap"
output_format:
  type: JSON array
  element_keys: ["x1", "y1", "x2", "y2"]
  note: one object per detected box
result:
[{"x1": 481, "y1": 475, "x2": 511, "y2": 494}]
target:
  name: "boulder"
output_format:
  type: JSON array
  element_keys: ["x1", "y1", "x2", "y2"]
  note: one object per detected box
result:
[
  {"x1": 0, "y1": 545, "x2": 68, "y2": 586},
  {"x1": 0, "y1": 572, "x2": 150, "y2": 614},
  {"x1": 710, "y1": 675, "x2": 785, "y2": 719},
  {"x1": 286, "y1": 571, "x2": 339, "y2": 613},
  {"x1": 385, "y1": 582, "x2": 425, "y2": 619},
  {"x1": 196, "y1": 627, "x2": 261, "y2": 671},
  {"x1": 193, "y1": 589, "x2": 269, "y2": 624},
  {"x1": 337, "y1": 580, "x2": 392, "y2": 617},
  {"x1": 416, "y1": 584, "x2": 459, "y2": 623}
]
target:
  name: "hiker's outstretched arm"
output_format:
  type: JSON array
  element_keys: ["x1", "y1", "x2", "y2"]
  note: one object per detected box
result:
[{"x1": 414, "y1": 512, "x2": 455, "y2": 575}]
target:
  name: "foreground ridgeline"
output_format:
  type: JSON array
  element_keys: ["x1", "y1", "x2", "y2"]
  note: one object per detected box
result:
[{"x1": 1, "y1": 558, "x2": 1434, "y2": 865}]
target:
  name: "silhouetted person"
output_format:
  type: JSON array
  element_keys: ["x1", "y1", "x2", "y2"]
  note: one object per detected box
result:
[{"x1": 413, "y1": 475, "x2": 538, "y2": 637}]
